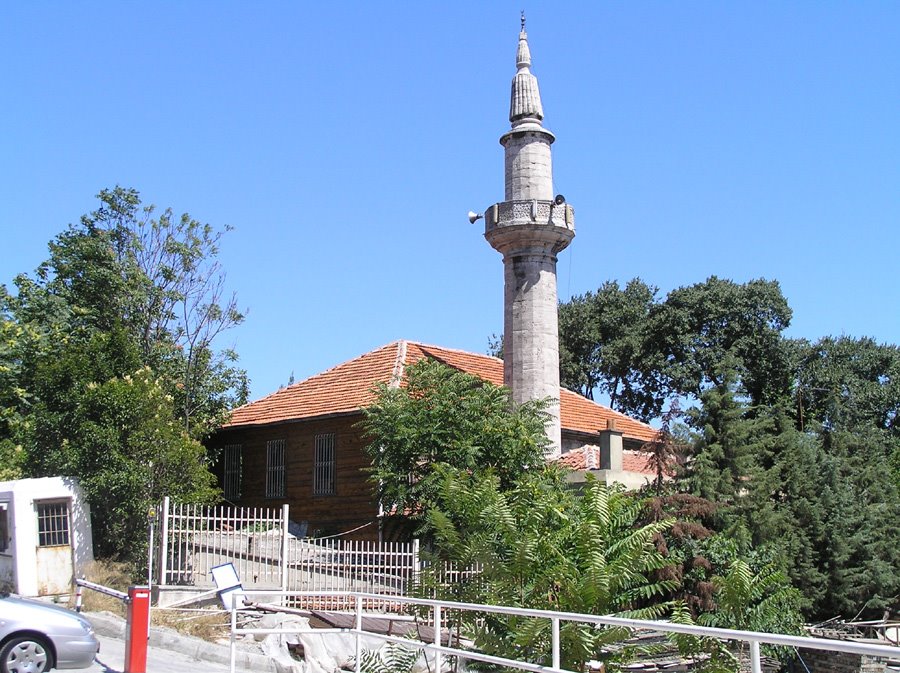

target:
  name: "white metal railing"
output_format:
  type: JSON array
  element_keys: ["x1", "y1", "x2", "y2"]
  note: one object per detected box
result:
[
  {"x1": 228, "y1": 590, "x2": 900, "y2": 673},
  {"x1": 156, "y1": 499, "x2": 420, "y2": 596},
  {"x1": 287, "y1": 538, "x2": 419, "y2": 608},
  {"x1": 157, "y1": 496, "x2": 290, "y2": 588}
]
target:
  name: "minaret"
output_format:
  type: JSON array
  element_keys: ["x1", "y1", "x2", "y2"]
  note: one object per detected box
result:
[{"x1": 481, "y1": 17, "x2": 575, "y2": 456}]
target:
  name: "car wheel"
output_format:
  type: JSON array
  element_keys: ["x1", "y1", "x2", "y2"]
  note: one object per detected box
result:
[{"x1": 0, "y1": 635, "x2": 54, "y2": 673}]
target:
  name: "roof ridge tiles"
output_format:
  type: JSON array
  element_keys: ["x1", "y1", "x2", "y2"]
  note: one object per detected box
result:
[
  {"x1": 410, "y1": 341, "x2": 504, "y2": 363},
  {"x1": 232, "y1": 340, "x2": 404, "y2": 410}
]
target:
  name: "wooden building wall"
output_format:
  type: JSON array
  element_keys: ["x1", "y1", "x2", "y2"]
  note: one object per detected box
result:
[{"x1": 208, "y1": 413, "x2": 381, "y2": 541}]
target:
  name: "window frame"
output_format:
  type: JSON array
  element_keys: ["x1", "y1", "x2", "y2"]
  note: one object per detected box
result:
[
  {"x1": 0, "y1": 503, "x2": 8, "y2": 553},
  {"x1": 223, "y1": 444, "x2": 242, "y2": 500},
  {"x1": 265, "y1": 439, "x2": 286, "y2": 499},
  {"x1": 36, "y1": 500, "x2": 71, "y2": 547},
  {"x1": 313, "y1": 433, "x2": 336, "y2": 496}
]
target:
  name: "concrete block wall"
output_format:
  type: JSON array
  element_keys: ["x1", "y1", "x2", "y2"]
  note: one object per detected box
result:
[{"x1": 796, "y1": 648, "x2": 888, "y2": 673}]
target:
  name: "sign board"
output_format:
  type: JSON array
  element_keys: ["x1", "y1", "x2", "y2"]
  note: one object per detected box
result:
[{"x1": 210, "y1": 562, "x2": 245, "y2": 610}]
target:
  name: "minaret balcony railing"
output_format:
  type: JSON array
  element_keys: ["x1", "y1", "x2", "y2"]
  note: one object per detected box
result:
[{"x1": 484, "y1": 199, "x2": 575, "y2": 235}]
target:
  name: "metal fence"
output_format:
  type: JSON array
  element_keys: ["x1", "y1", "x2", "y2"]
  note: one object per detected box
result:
[
  {"x1": 227, "y1": 590, "x2": 900, "y2": 673},
  {"x1": 157, "y1": 497, "x2": 290, "y2": 588},
  {"x1": 156, "y1": 498, "x2": 420, "y2": 599},
  {"x1": 286, "y1": 538, "x2": 419, "y2": 609}
]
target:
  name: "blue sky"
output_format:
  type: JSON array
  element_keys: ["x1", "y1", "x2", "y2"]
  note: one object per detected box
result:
[{"x1": 2, "y1": 2, "x2": 898, "y2": 402}]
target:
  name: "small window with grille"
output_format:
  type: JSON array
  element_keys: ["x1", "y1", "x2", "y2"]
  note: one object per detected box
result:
[
  {"x1": 266, "y1": 439, "x2": 286, "y2": 498},
  {"x1": 223, "y1": 444, "x2": 242, "y2": 499},
  {"x1": 37, "y1": 501, "x2": 70, "y2": 547},
  {"x1": 314, "y1": 433, "x2": 335, "y2": 496},
  {"x1": 0, "y1": 503, "x2": 8, "y2": 552}
]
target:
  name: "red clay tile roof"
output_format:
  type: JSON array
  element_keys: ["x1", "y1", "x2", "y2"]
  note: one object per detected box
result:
[
  {"x1": 226, "y1": 342, "x2": 402, "y2": 427},
  {"x1": 225, "y1": 340, "x2": 658, "y2": 444},
  {"x1": 555, "y1": 446, "x2": 656, "y2": 476}
]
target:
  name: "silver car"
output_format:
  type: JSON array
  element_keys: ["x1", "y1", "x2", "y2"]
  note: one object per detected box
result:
[{"x1": 0, "y1": 593, "x2": 99, "y2": 672}]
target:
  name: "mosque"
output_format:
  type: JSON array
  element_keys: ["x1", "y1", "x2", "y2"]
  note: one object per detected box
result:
[{"x1": 211, "y1": 22, "x2": 659, "y2": 539}]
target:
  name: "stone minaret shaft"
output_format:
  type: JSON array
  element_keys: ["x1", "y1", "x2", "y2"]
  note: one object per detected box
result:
[{"x1": 483, "y1": 22, "x2": 575, "y2": 456}]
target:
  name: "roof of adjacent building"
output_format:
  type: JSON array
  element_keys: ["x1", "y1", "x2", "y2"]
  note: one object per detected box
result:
[
  {"x1": 225, "y1": 340, "x2": 658, "y2": 444},
  {"x1": 555, "y1": 446, "x2": 655, "y2": 474}
]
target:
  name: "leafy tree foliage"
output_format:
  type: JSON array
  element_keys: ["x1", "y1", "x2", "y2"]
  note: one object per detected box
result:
[
  {"x1": 355, "y1": 644, "x2": 418, "y2": 673},
  {"x1": 421, "y1": 467, "x2": 676, "y2": 671},
  {"x1": 671, "y1": 557, "x2": 803, "y2": 666},
  {"x1": 559, "y1": 279, "x2": 660, "y2": 416},
  {"x1": 559, "y1": 277, "x2": 792, "y2": 421},
  {"x1": 0, "y1": 187, "x2": 246, "y2": 571},
  {"x1": 651, "y1": 277, "x2": 792, "y2": 407},
  {"x1": 559, "y1": 277, "x2": 899, "y2": 621},
  {"x1": 681, "y1": 380, "x2": 900, "y2": 618},
  {"x1": 794, "y1": 336, "x2": 900, "y2": 435},
  {"x1": 0, "y1": 289, "x2": 28, "y2": 480},
  {"x1": 364, "y1": 351, "x2": 806, "y2": 666},
  {"x1": 361, "y1": 358, "x2": 550, "y2": 525},
  {"x1": 699, "y1": 556, "x2": 803, "y2": 636}
]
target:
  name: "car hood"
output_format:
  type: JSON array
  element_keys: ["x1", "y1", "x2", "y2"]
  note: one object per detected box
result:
[{"x1": 0, "y1": 595, "x2": 94, "y2": 632}]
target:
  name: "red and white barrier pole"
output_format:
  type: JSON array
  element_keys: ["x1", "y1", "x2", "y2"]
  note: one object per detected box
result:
[
  {"x1": 124, "y1": 586, "x2": 151, "y2": 673},
  {"x1": 74, "y1": 583, "x2": 84, "y2": 613}
]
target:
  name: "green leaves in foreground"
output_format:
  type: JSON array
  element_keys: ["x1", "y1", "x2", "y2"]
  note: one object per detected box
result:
[
  {"x1": 361, "y1": 358, "x2": 550, "y2": 523},
  {"x1": 419, "y1": 468, "x2": 676, "y2": 671},
  {"x1": 354, "y1": 645, "x2": 418, "y2": 673}
]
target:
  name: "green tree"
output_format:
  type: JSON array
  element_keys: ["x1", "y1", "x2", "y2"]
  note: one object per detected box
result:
[
  {"x1": 815, "y1": 428, "x2": 900, "y2": 617},
  {"x1": 668, "y1": 554, "x2": 802, "y2": 670},
  {"x1": 681, "y1": 388, "x2": 900, "y2": 620},
  {"x1": 557, "y1": 276, "x2": 899, "y2": 622},
  {"x1": 787, "y1": 337, "x2": 900, "y2": 617},
  {"x1": 648, "y1": 277, "x2": 793, "y2": 408},
  {"x1": 0, "y1": 288, "x2": 28, "y2": 480},
  {"x1": 794, "y1": 336, "x2": 900, "y2": 435},
  {"x1": 682, "y1": 379, "x2": 759, "y2": 511},
  {"x1": 699, "y1": 559, "x2": 803, "y2": 662},
  {"x1": 11, "y1": 187, "x2": 247, "y2": 437},
  {"x1": 422, "y1": 468, "x2": 676, "y2": 671},
  {"x1": 558, "y1": 277, "x2": 793, "y2": 422},
  {"x1": 360, "y1": 358, "x2": 550, "y2": 526},
  {"x1": 0, "y1": 187, "x2": 246, "y2": 572},
  {"x1": 559, "y1": 279, "x2": 662, "y2": 418}
]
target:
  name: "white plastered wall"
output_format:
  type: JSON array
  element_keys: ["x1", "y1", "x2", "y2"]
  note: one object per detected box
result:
[{"x1": 0, "y1": 476, "x2": 94, "y2": 596}]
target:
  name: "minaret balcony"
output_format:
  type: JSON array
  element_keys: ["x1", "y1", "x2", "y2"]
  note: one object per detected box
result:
[{"x1": 483, "y1": 199, "x2": 575, "y2": 255}]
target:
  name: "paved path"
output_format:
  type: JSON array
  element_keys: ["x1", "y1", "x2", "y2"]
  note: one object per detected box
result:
[
  {"x1": 83, "y1": 612, "x2": 275, "y2": 673},
  {"x1": 84, "y1": 632, "x2": 245, "y2": 673}
]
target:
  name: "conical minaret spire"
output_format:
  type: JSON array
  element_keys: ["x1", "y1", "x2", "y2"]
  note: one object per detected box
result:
[
  {"x1": 479, "y1": 19, "x2": 576, "y2": 457},
  {"x1": 510, "y1": 16, "x2": 544, "y2": 125}
]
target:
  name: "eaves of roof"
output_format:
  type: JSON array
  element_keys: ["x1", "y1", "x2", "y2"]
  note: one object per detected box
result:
[{"x1": 223, "y1": 340, "x2": 658, "y2": 444}]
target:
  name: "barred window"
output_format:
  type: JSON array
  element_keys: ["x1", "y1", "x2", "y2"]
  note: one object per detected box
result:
[
  {"x1": 0, "y1": 504, "x2": 8, "y2": 552},
  {"x1": 37, "y1": 501, "x2": 70, "y2": 547},
  {"x1": 266, "y1": 439, "x2": 286, "y2": 498},
  {"x1": 223, "y1": 444, "x2": 242, "y2": 499},
  {"x1": 314, "y1": 433, "x2": 335, "y2": 496}
]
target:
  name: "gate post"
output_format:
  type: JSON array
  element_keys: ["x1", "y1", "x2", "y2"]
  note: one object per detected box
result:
[
  {"x1": 410, "y1": 538, "x2": 421, "y2": 595},
  {"x1": 124, "y1": 586, "x2": 151, "y2": 673},
  {"x1": 433, "y1": 603, "x2": 442, "y2": 673},
  {"x1": 158, "y1": 496, "x2": 170, "y2": 585},
  {"x1": 280, "y1": 503, "x2": 290, "y2": 596}
]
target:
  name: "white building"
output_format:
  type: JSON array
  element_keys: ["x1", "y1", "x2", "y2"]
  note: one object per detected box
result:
[{"x1": 0, "y1": 476, "x2": 94, "y2": 597}]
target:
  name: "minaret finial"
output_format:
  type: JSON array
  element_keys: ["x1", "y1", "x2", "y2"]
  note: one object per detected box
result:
[{"x1": 510, "y1": 14, "x2": 543, "y2": 125}]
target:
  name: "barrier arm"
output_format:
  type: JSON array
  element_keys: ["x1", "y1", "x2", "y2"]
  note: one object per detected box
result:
[{"x1": 74, "y1": 578, "x2": 149, "y2": 673}]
